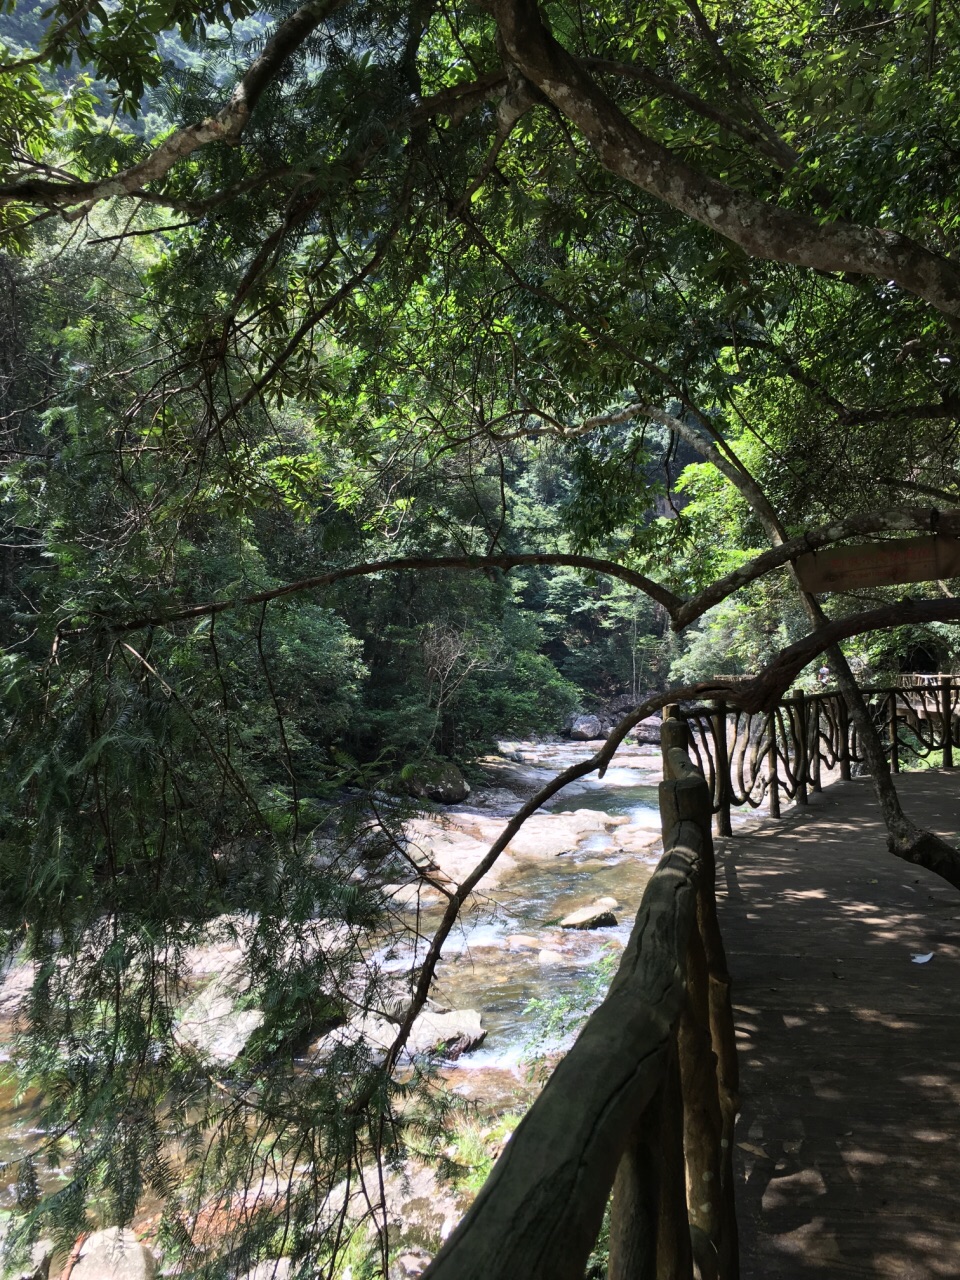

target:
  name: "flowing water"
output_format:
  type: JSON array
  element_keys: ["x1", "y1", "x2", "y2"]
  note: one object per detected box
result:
[{"x1": 427, "y1": 740, "x2": 664, "y2": 1092}]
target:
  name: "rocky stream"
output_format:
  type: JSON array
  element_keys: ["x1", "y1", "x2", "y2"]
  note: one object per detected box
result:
[{"x1": 0, "y1": 738, "x2": 670, "y2": 1278}]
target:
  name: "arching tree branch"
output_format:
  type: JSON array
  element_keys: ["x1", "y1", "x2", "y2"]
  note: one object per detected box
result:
[
  {"x1": 59, "y1": 552, "x2": 682, "y2": 637},
  {"x1": 0, "y1": 10, "x2": 505, "y2": 216},
  {"x1": 0, "y1": 0, "x2": 350, "y2": 209},
  {"x1": 57, "y1": 507, "x2": 960, "y2": 642},
  {"x1": 734, "y1": 597, "x2": 960, "y2": 711},
  {"x1": 672, "y1": 507, "x2": 960, "y2": 629}
]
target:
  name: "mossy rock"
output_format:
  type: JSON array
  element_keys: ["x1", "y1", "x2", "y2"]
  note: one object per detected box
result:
[{"x1": 401, "y1": 760, "x2": 470, "y2": 805}]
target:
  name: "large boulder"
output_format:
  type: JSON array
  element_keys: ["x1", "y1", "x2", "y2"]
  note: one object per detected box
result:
[
  {"x1": 505, "y1": 808, "x2": 616, "y2": 858},
  {"x1": 314, "y1": 1007, "x2": 485, "y2": 1062},
  {"x1": 403, "y1": 807, "x2": 629, "y2": 890},
  {"x1": 559, "y1": 899, "x2": 619, "y2": 929},
  {"x1": 403, "y1": 761, "x2": 471, "y2": 805},
  {"x1": 174, "y1": 967, "x2": 264, "y2": 1066},
  {"x1": 569, "y1": 714, "x2": 604, "y2": 741},
  {"x1": 403, "y1": 815, "x2": 518, "y2": 890},
  {"x1": 611, "y1": 822, "x2": 660, "y2": 855},
  {"x1": 403, "y1": 1009, "x2": 485, "y2": 1057},
  {"x1": 632, "y1": 714, "x2": 663, "y2": 745},
  {"x1": 70, "y1": 1228, "x2": 157, "y2": 1280},
  {"x1": 322, "y1": 1162, "x2": 468, "y2": 1252}
]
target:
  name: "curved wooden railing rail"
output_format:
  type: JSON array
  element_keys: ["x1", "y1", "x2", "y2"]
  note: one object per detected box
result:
[
  {"x1": 423, "y1": 711, "x2": 740, "y2": 1280},
  {"x1": 682, "y1": 676, "x2": 959, "y2": 836},
  {"x1": 421, "y1": 676, "x2": 955, "y2": 1276}
]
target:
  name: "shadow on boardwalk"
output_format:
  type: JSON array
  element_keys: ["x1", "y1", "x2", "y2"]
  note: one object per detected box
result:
[{"x1": 720, "y1": 771, "x2": 960, "y2": 1279}]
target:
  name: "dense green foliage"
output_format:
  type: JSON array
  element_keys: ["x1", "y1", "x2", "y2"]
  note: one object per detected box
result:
[{"x1": 3, "y1": 0, "x2": 960, "y2": 1273}]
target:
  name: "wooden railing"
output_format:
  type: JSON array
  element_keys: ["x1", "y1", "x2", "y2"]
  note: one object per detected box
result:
[
  {"x1": 419, "y1": 676, "x2": 957, "y2": 1276},
  {"x1": 423, "y1": 711, "x2": 740, "y2": 1280},
  {"x1": 682, "y1": 677, "x2": 960, "y2": 836}
]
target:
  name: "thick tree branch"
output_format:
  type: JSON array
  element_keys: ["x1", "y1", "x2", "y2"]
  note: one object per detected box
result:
[
  {"x1": 0, "y1": 0, "x2": 347, "y2": 209},
  {"x1": 636, "y1": 403, "x2": 781, "y2": 524},
  {"x1": 484, "y1": 0, "x2": 960, "y2": 318},
  {"x1": 672, "y1": 507, "x2": 960, "y2": 629},
  {"x1": 58, "y1": 553, "x2": 681, "y2": 636},
  {"x1": 0, "y1": 35, "x2": 506, "y2": 217},
  {"x1": 218, "y1": 2, "x2": 337, "y2": 136},
  {"x1": 56, "y1": 506, "x2": 960, "y2": 643},
  {"x1": 734, "y1": 597, "x2": 960, "y2": 710}
]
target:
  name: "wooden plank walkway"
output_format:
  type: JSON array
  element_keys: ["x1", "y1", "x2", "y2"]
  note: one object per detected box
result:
[{"x1": 718, "y1": 771, "x2": 960, "y2": 1279}]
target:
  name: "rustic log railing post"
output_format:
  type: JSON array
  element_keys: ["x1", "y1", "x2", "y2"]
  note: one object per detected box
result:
[
  {"x1": 767, "y1": 711, "x2": 780, "y2": 818},
  {"x1": 658, "y1": 1045, "x2": 696, "y2": 1280},
  {"x1": 608, "y1": 1078, "x2": 667, "y2": 1280},
  {"x1": 681, "y1": 746, "x2": 740, "y2": 1280},
  {"x1": 941, "y1": 675, "x2": 954, "y2": 770},
  {"x1": 610, "y1": 746, "x2": 710, "y2": 1280},
  {"x1": 888, "y1": 690, "x2": 900, "y2": 773},
  {"x1": 712, "y1": 700, "x2": 733, "y2": 838},
  {"x1": 678, "y1": 925, "x2": 723, "y2": 1270},
  {"x1": 811, "y1": 696, "x2": 822, "y2": 793},
  {"x1": 837, "y1": 693, "x2": 852, "y2": 781},
  {"x1": 661, "y1": 703, "x2": 689, "y2": 767},
  {"x1": 794, "y1": 690, "x2": 808, "y2": 805},
  {"x1": 658, "y1": 742, "x2": 740, "y2": 1279}
]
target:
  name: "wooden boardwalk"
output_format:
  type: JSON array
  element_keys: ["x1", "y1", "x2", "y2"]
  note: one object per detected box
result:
[{"x1": 719, "y1": 771, "x2": 960, "y2": 1279}]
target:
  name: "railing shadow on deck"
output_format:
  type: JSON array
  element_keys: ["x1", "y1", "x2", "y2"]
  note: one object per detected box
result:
[
  {"x1": 423, "y1": 712, "x2": 741, "y2": 1280},
  {"x1": 717, "y1": 770, "x2": 960, "y2": 1279}
]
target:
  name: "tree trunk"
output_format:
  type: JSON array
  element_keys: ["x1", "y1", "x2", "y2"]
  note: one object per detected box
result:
[{"x1": 824, "y1": 641, "x2": 960, "y2": 890}]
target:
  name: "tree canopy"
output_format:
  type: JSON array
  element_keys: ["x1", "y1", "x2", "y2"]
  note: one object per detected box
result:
[{"x1": 3, "y1": 0, "x2": 960, "y2": 661}]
